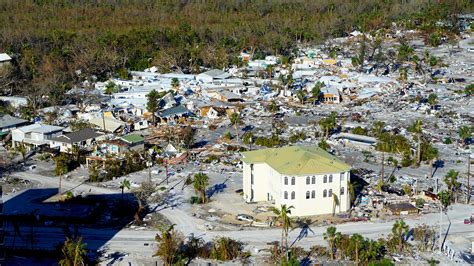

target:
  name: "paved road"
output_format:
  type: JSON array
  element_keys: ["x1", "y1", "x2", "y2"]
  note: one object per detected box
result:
[
  {"x1": 4, "y1": 204, "x2": 473, "y2": 257},
  {"x1": 5, "y1": 167, "x2": 474, "y2": 259}
]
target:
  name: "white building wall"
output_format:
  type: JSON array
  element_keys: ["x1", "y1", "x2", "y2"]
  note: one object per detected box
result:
[
  {"x1": 30, "y1": 132, "x2": 43, "y2": 142},
  {"x1": 243, "y1": 160, "x2": 351, "y2": 217}
]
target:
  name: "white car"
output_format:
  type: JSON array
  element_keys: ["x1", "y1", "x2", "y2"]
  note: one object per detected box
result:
[{"x1": 236, "y1": 214, "x2": 254, "y2": 222}]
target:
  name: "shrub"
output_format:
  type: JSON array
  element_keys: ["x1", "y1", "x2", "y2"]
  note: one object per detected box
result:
[{"x1": 209, "y1": 237, "x2": 243, "y2": 261}]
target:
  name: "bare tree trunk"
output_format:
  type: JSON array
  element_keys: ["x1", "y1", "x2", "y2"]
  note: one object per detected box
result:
[
  {"x1": 468, "y1": 157, "x2": 471, "y2": 204},
  {"x1": 381, "y1": 150, "x2": 385, "y2": 182},
  {"x1": 355, "y1": 241, "x2": 359, "y2": 266}
]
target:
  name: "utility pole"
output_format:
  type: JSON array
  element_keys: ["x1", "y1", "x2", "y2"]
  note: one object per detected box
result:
[
  {"x1": 59, "y1": 175, "x2": 62, "y2": 196},
  {"x1": 0, "y1": 185, "x2": 5, "y2": 264},
  {"x1": 102, "y1": 111, "x2": 106, "y2": 132},
  {"x1": 147, "y1": 161, "x2": 152, "y2": 183},
  {"x1": 439, "y1": 201, "x2": 443, "y2": 252},
  {"x1": 165, "y1": 158, "x2": 169, "y2": 185},
  {"x1": 381, "y1": 150, "x2": 385, "y2": 182},
  {"x1": 468, "y1": 155, "x2": 471, "y2": 204}
]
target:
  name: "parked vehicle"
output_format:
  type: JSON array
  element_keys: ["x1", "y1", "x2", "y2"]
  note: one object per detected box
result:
[
  {"x1": 236, "y1": 214, "x2": 254, "y2": 222},
  {"x1": 464, "y1": 214, "x2": 474, "y2": 224}
]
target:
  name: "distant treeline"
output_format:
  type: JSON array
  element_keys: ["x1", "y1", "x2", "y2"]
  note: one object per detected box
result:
[{"x1": 0, "y1": 0, "x2": 472, "y2": 105}]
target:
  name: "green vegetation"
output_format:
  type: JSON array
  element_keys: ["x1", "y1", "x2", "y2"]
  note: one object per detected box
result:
[
  {"x1": 120, "y1": 179, "x2": 131, "y2": 200},
  {"x1": 0, "y1": 0, "x2": 471, "y2": 110},
  {"x1": 59, "y1": 237, "x2": 88, "y2": 266},
  {"x1": 319, "y1": 112, "x2": 338, "y2": 139},
  {"x1": 229, "y1": 112, "x2": 241, "y2": 141},
  {"x1": 154, "y1": 227, "x2": 244, "y2": 265},
  {"x1": 311, "y1": 82, "x2": 324, "y2": 103},
  {"x1": 289, "y1": 131, "x2": 306, "y2": 143},
  {"x1": 458, "y1": 125, "x2": 472, "y2": 146},
  {"x1": 242, "y1": 131, "x2": 255, "y2": 146},
  {"x1": 318, "y1": 138, "x2": 330, "y2": 151},
  {"x1": 146, "y1": 89, "x2": 161, "y2": 125},
  {"x1": 323, "y1": 226, "x2": 387, "y2": 264},
  {"x1": 255, "y1": 134, "x2": 284, "y2": 148},
  {"x1": 154, "y1": 225, "x2": 183, "y2": 266},
  {"x1": 88, "y1": 151, "x2": 148, "y2": 181},
  {"x1": 351, "y1": 126, "x2": 367, "y2": 135},
  {"x1": 270, "y1": 204, "x2": 294, "y2": 258},
  {"x1": 444, "y1": 169, "x2": 460, "y2": 204},
  {"x1": 193, "y1": 173, "x2": 209, "y2": 204},
  {"x1": 465, "y1": 84, "x2": 474, "y2": 96}
]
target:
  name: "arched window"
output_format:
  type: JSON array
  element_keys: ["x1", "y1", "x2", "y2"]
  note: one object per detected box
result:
[
  {"x1": 323, "y1": 189, "x2": 327, "y2": 198},
  {"x1": 329, "y1": 174, "x2": 333, "y2": 183},
  {"x1": 306, "y1": 176, "x2": 310, "y2": 185},
  {"x1": 341, "y1": 187, "x2": 345, "y2": 195},
  {"x1": 311, "y1": 190, "x2": 315, "y2": 198},
  {"x1": 306, "y1": 191, "x2": 310, "y2": 199},
  {"x1": 291, "y1": 177, "x2": 295, "y2": 185},
  {"x1": 284, "y1": 191, "x2": 288, "y2": 199},
  {"x1": 329, "y1": 189, "x2": 333, "y2": 197},
  {"x1": 340, "y1": 173, "x2": 345, "y2": 182},
  {"x1": 311, "y1": 176, "x2": 316, "y2": 184},
  {"x1": 323, "y1": 175, "x2": 327, "y2": 183},
  {"x1": 284, "y1": 176, "x2": 288, "y2": 185},
  {"x1": 291, "y1": 191, "x2": 295, "y2": 199}
]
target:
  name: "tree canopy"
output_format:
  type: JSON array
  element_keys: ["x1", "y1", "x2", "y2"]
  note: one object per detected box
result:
[{"x1": 0, "y1": 0, "x2": 472, "y2": 105}]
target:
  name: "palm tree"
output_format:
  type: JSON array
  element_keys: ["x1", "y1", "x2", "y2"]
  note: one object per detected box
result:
[
  {"x1": 296, "y1": 89, "x2": 305, "y2": 104},
  {"x1": 324, "y1": 226, "x2": 337, "y2": 260},
  {"x1": 265, "y1": 65, "x2": 274, "y2": 79},
  {"x1": 311, "y1": 82, "x2": 324, "y2": 104},
  {"x1": 229, "y1": 112, "x2": 241, "y2": 142},
  {"x1": 319, "y1": 112, "x2": 337, "y2": 139},
  {"x1": 371, "y1": 121, "x2": 385, "y2": 137},
  {"x1": 411, "y1": 119, "x2": 423, "y2": 165},
  {"x1": 55, "y1": 154, "x2": 69, "y2": 195},
  {"x1": 120, "y1": 179, "x2": 131, "y2": 200},
  {"x1": 193, "y1": 173, "x2": 209, "y2": 203},
  {"x1": 392, "y1": 219, "x2": 409, "y2": 252},
  {"x1": 424, "y1": 145, "x2": 438, "y2": 178},
  {"x1": 104, "y1": 82, "x2": 117, "y2": 96},
  {"x1": 171, "y1": 78, "x2": 180, "y2": 91},
  {"x1": 458, "y1": 125, "x2": 472, "y2": 147},
  {"x1": 387, "y1": 157, "x2": 399, "y2": 180},
  {"x1": 332, "y1": 194, "x2": 340, "y2": 217},
  {"x1": 59, "y1": 237, "x2": 87, "y2": 266},
  {"x1": 242, "y1": 131, "x2": 254, "y2": 149},
  {"x1": 444, "y1": 169, "x2": 460, "y2": 203},
  {"x1": 155, "y1": 224, "x2": 183, "y2": 266},
  {"x1": 15, "y1": 141, "x2": 27, "y2": 164},
  {"x1": 437, "y1": 190, "x2": 452, "y2": 209},
  {"x1": 350, "y1": 233, "x2": 364, "y2": 266},
  {"x1": 269, "y1": 204, "x2": 294, "y2": 257},
  {"x1": 377, "y1": 138, "x2": 391, "y2": 182},
  {"x1": 146, "y1": 89, "x2": 160, "y2": 125}
]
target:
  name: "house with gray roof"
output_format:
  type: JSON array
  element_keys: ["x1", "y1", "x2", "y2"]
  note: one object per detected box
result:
[
  {"x1": 50, "y1": 128, "x2": 105, "y2": 153},
  {"x1": 196, "y1": 69, "x2": 231, "y2": 83},
  {"x1": 0, "y1": 115, "x2": 29, "y2": 136},
  {"x1": 158, "y1": 105, "x2": 193, "y2": 123}
]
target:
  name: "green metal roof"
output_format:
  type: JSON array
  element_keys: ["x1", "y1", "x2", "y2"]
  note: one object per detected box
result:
[
  {"x1": 241, "y1": 145, "x2": 350, "y2": 175},
  {"x1": 120, "y1": 134, "x2": 144, "y2": 144}
]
